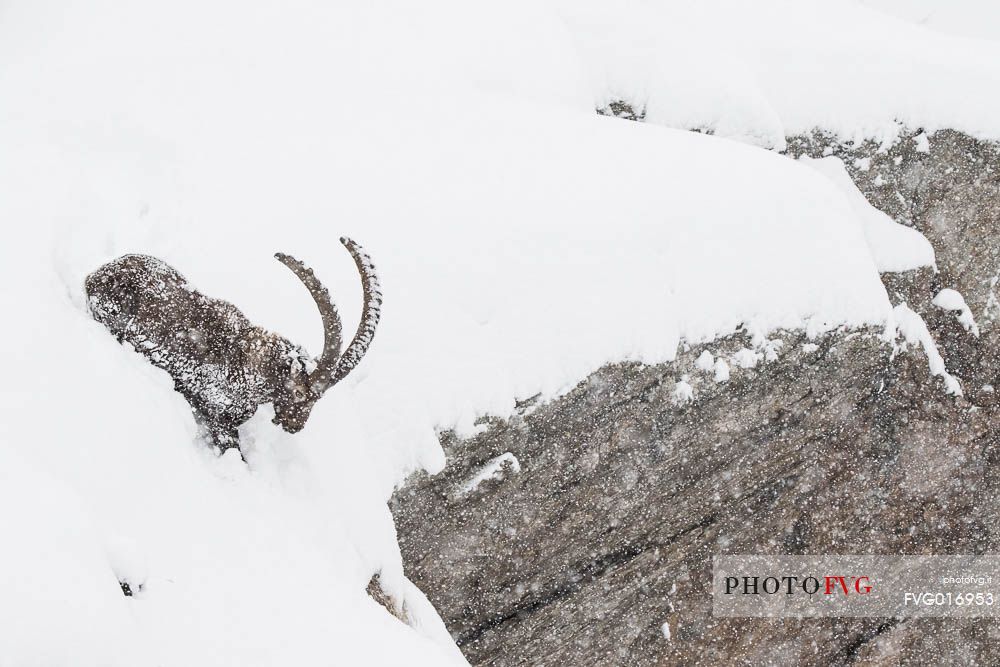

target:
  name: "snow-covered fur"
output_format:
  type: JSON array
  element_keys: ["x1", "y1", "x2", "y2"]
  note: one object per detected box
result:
[{"x1": 85, "y1": 237, "x2": 382, "y2": 453}]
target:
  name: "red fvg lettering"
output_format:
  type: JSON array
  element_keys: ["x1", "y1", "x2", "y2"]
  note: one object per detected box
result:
[
  {"x1": 824, "y1": 576, "x2": 872, "y2": 595},
  {"x1": 825, "y1": 576, "x2": 849, "y2": 595}
]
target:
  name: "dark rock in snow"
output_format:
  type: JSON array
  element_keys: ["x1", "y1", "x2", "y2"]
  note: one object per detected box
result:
[
  {"x1": 367, "y1": 573, "x2": 411, "y2": 625},
  {"x1": 597, "y1": 99, "x2": 646, "y2": 122}
]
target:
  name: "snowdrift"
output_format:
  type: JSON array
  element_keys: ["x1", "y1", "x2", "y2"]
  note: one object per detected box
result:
[{"x1": 557, "y1": 0, "x2": 1000, "y2": 148}]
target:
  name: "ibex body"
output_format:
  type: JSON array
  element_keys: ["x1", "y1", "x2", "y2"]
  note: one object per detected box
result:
[{"x1": 85, "y1": 237, "x2": 381, "y2": 453}]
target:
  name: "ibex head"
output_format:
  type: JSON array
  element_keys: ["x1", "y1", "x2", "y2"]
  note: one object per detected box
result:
[
  {"x1": 84, "y1": 236, "x2": 382, "y2": 452},
  {"x1": 270, "y1": 237, "x2": 382, "y2": 433}
]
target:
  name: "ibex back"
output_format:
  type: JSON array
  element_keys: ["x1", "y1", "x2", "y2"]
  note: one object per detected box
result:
[{"x1": 85, "y1": 237, "x2": 382, "y2": 453}]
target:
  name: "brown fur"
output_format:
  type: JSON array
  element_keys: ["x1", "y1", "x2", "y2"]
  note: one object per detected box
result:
[{"x1": 85, "y1": 238, "x2": 382, "y2": 454}]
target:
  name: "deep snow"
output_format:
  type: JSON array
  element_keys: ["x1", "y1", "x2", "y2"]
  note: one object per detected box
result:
[
  {"x1": 0, "y1": 0, "x2": 980, "y2": 664},
  {"x1": 558, "y1": 0, "x2": 1000, "y2": 148}
]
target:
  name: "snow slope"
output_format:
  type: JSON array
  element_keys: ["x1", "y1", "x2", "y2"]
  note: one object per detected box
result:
[
  {"x1": 862, "y1": 0, "x2": 1000, "y2": 42},
  {"x1": 555, "y1": 0, "x2": 1000, "y2": 148},
  {"x1": 0, "y1": 0, "x2": 962, "y2": 664}
]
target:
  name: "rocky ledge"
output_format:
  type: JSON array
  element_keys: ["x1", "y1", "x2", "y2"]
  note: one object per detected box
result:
[{"x1": 390, "y1": 129, "x2": 1000, "y2": 666}]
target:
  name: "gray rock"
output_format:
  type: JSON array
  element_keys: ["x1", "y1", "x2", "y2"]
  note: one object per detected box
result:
[{"x1": 390, "y1": 129, "x2": 1000, "y2": 666}]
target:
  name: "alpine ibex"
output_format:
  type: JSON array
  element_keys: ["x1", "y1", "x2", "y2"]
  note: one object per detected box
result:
[{"x1": 85, "y1": 237, "x2": 382, "y2": 454}]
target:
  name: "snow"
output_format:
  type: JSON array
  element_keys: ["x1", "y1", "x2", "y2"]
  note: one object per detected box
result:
[
  {"x1": 0, "y1": 0, "x2": 972, "y2": 664},
  {"x1": 933, "y1": 288, "x2": 981, "y2": 336},
  {"x1": 763, "y1": 339, "x2": 784, "y2": 362},
  {"x1": 732, "y1": 349, "x2": 764, "y2": 370},
  {"x1": 555, "y1": 0, "x2": 1000, "y2": 147},
  {"x1": 0, "y1": 449, "x2": 144, "y2": 666},
  {"x1": 695, "y1": 351, "x2": 716, "y2": 372},
  {"x1": 800, "y1": 157, "x2": 936, "y2": 273},
  {"x1": 714, "y1": 360, "x2": 732, "y2": 384},
  {"x1": 888, "y1": 305, "x2": 964, "y2": 396},
  {"x1": 914, "y1": 132, "x2": 932, "y2": 153},
  {"x1": 673, "y1": 380, "x2": 695, "y2": 406},
  {"x1": 862, "y1": 0, "x2": 1000, "y2": 42},
  {"x1": 105, "y1": 534, "x2": 149, "y2": 595},
  {"x1": 458, "y1": 453, "x2": 522, "y2": 497}
]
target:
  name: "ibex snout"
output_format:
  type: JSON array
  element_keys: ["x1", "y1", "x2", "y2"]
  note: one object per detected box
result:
[{"x1": 271, "y1": 371, "x2": 319, "y2": 433}]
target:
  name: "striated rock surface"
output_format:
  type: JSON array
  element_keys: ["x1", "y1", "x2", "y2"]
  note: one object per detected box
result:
[{"x1": 390, "y1": 129, "x2": 1000, "y2": 666}]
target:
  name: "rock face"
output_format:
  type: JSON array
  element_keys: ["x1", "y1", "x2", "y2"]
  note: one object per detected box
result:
[{"x1": 390, "y1": 130, "x2": 1000, "y2": 665}]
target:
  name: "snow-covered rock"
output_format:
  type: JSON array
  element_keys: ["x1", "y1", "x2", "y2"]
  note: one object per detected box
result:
[
  {"x1": 799, "y1": 156, "x2": 935, "y2": 273},
  {"x1": 933, "y1": 288, "x2": 980, "y2": 336}
]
